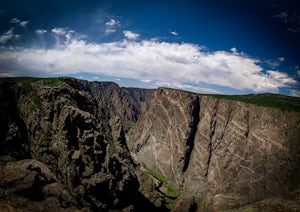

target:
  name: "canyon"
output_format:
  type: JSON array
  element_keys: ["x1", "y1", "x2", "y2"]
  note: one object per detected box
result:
[{"x1": 0, "y1": 77, "x2": 299, "y2": 211}]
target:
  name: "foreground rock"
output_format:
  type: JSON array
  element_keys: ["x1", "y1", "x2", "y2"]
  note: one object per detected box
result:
[
  {"x1": 0, "y1": 157, "x2": 79, "y2": 211},
  {"x1": 226, "y1": 189, "x2": 300, "y2": 211},
  {"x1": 0, "y1": 78, "x2": 160, "y2": 211}
]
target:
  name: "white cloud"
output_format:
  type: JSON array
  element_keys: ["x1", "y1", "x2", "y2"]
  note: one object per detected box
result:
[
  {"x1": 52, "y1": 27, "x2": 68, "y2": 35},
  {"x1": 0, "y1": 72, "x2": 14, "y2": 77},
  {"x1": 20, "y1": 21, "x2": 29, "y2": 27},
  {"x1": 0, "y1": 28, "x2": 20, "y2": 44},
  {"x1": 104, "y1": 18, "x2": 120, "y2": 34},
  {"x1": 141, "y1": 79, "x2": 152, "y2": 83},
  {"x1": 0, "y1": 29, "x2": 14, "y2": 44},
  {"x1": 35, "y1": 29, "x2": 47, "y2": 34},
  {"x1": 105, "y1": 18, "x2": 119, "y2": 27},
  {"x1": 123, "y1": 30, "x2": 140, "y2": 40},
  {"x1": 155, "y1": 81, "x2": 221, "y2": 94},
  {"x1": 105, "y1": 28, "x2": 116, "y2": 34},
  {"x1": 297, "y1": 70, "x2": 300, "y2": 77},
  {"x1": 51, "y1": 28, "x2": 75, "y2": 45},
  {"x1": 265, "y1": 57, "x2": 285, "y2": 69},
  {"x1": 170, "y1": 31, "x2": 178, "y2": 36},
  {"x1": 10, "y1": 18, "x2": 20, "y2": 23},
  {"x1": 266, "y1": 70, "x2": 297, "y2": 85},
  {"x1": 0, "y1": 38, "x2": 297, "y2": 94},
  {"x1": 230, "y1": 47, "x2": 238, "y2": 53},
  {"x1": 290, "y1": 89, "x2": 300, "y2": 97},
  {"x1": 10, "y1": 18, "x2": 29, "y2": 27}
]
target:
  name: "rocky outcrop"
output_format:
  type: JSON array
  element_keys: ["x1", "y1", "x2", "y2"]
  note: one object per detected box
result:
[
  {"x1": 0, "y1": 156, "x2": 79, "y2": 211},
  {"x1": 227, "y1": 189, "x2": 300, "y2": 212},
  {"x1": 88, "y1": 81, "x2": 154, "y2": 143},
  {"x1": 128, "y1": 87, "x2": 300, "y2": 210},
  {"x1": 0, "y1": 78, "x2": 158, "y2": 211}
]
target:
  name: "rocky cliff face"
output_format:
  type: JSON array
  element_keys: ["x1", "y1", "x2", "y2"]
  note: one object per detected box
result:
[
  {"x1": 1, "y1": 77, "x2": 299, "y2": 211},
  {"x1": 0, "y1": 78, "x2": 158, "y2": 211},
  {"x1": 128, "y1": 87, "x2": 300, "y2": 210},
  {"x1": 88, "y1": 81, "x2": 154, "y2": 142}
]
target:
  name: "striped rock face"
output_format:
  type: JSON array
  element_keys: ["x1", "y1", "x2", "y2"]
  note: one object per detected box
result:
[{"x1": 128, "y1": 88, "x2": 300, "y2": 210}]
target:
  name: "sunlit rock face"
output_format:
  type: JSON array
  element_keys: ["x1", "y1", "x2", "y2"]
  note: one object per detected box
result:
[{"x1": 128, "y1": 87, "x2": 300, "y2": 210}]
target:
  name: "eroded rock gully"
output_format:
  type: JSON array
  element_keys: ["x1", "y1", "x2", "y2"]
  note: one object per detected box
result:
[{"x1": 1, "y1": 77, "x2": 300, "y2": 211}]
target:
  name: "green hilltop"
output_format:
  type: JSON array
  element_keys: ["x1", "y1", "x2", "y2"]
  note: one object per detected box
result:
[{"x1": 208, "y1": 93, "x2": 300, "y2": 112}]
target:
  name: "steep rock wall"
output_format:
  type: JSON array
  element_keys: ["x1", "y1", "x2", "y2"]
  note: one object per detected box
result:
[
  {"x1": 128, "y1": 87, "x2": 300, "y2": 210},
  {"x1": 0, "y1": 78, "x2": 159, "y2": 211},
  {"x1": 89, "y1": 81, "x2": 154, "y2": 142}
]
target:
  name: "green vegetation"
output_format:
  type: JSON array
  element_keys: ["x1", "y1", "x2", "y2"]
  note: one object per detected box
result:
[
  {"x1": 12, "y1": 77, "x2": 42, "y2": 111},
  {"x1": 88, "y1": 194, "x2": 96, "y2": 201},
  {"x1": 13, "y1": 77, "x2": 67, "y2": 88},
  {"x1": 14, "y1": 77, "x2": 40, "y2": 91},
  {"x1": 43, "y1": 78, "x2": 65, "y2": 87},
  {"x1": 141, "y1": 162, "x2": 182, "y2": 197},
  {"x1": 12, "y1": 77, "x2": 70, "y2": 111},
  {"x1": 107, "y1": 137, "x2": 117, "y2": 153},
  {"x1": 208, "y1": 93, "x2": 300, "y2": 112}
]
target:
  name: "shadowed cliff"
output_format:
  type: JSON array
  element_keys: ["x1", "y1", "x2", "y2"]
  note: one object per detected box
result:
[{"x1": 0, "y1": 77, "x2": 161, "y2": 211}]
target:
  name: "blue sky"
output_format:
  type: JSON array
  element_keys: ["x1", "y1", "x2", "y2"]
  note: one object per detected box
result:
[{"x1": 0, "y1": 0, "x2": 299, "y2": 96}]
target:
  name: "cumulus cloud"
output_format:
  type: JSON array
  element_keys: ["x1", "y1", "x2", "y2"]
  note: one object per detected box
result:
[
  {"x1": 52, "y1": 27, "x2": 68, "y2": 35},
  {"x1": 230, "y1": 47, "x2": 238, "y2": 53},
  {"x1": 123, "y1": 30, "x2": 140, "y2": 40},
  {"x1": 290, "y1": 89, "x2": 300, "y2": 97},
  {"x1": 105, "y1": 18, "x2": 119, "y2": 26},
  {"x1": 10, "y1": 18, "x2": 29, "y2": 27},
  {"x1": 0, "y1": 72, "x2": 14, "y2": 77},
  {"x1": 105, "y1": 28, "x2": 116, "y2": 34},
  {"x1": 170, "y1": 31, "x2": 178, "y2": 36},
  {"x1": 10, "y1": 18, "x2": 21, "y2": 23},
  {"x1": 19, "y1": 21, "x2": 29, "y2": 27},
  {"x1": 0, "y1": 28, "x2": 20, "y2": 44},
  {"x1": 0, "y1": 37, "x2": 298, "y2": 94},
  {"x1": 140, "y1": 79, "x2": 152, "y2": 83},
  {"x1": 51, "y1": 27, "x2": 75, "y2": 45},
  {"x1": 35, "y1": 29, "x2": 47, "y2": 34},
  {"x1": 265, "y1": 57, "x2": 285, "y2": 69},
  {"x1": 155, "y1": 81, "x2": 220, "y2": 94},
  {"x1": 105, "y1": 18, "x2": 120, "y2": 34},
  {"x1": 266, "y1": 70, "x2": 296, "y2": 84}
]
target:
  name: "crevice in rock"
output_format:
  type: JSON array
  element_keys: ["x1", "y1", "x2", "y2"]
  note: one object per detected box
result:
[
  {"x1": 205, "y1": 99, "x2": 219, "y2": 176},
  {"x1": 214, "y1": 102, "x2": 233, "y2": 150},
  {"x1": 183, "y1": 96, "x2": 200, "y2": 173},
  {"x1": 0, "y1": 81, "x2": 31, "y2": 160},
  {"x1": 245, "y1": 111, "x2": 250, "y2": 138}
]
